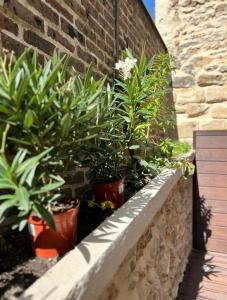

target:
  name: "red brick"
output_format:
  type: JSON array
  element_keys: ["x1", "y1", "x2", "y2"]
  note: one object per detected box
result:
[
  {"x1": 47, "y1": 27, "x2": 74, "y2": 52},
  {"x1": 86, "y1": 40, "x2": 104, "y2": 61},
  {"x1": 24, "y1": 30, "x2": 55, "y2": 55},
  {"x1": 88, "y1": 16, "x2": 105, "y2": 39},
  {"x1": 61, "y1": 18, "x2": 85, "y2": 45},
  {"x1": 46, "y1": 0, "x2": 73, "y2": 22},
  {"x1": 61, "y1": 18, "x2": 77, "y2": 38},
  {"x1": 0, "y1": 11, "x2": 18, "y2": 35},
  {"x1": 80, "y1": 23, "x2": 96, "y2": 42},
  {"x1": 63, "y1": 0, "x2": 86, "y2": 19},
  {"x1": 1, "y1": 32, "x2": 25, "y2": 55},
  {"x1": 77, "y1": 46, "x2": 97, "y2": 65},
  {"x1": 3, "y1": 0, "x2": 44, "y2": 32},
  {"x1": 69, "y1": 57, "x2": 85, "y2": 73},
  {"x1": 27, "y1": 0, "x2": 59, "y2": 25}
]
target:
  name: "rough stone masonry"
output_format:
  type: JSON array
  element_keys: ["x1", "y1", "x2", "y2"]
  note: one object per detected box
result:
[
  {"x1": 156, "y1": 0, "x2": 227, "y2": 143},
  {"x1": 99, "y1": 176, "x2": 192, "y2": 300}
]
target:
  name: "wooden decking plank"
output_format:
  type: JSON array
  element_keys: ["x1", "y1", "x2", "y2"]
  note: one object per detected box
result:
[{"x1": 177, "y1": 250, "x2": 227, "y2": 300}]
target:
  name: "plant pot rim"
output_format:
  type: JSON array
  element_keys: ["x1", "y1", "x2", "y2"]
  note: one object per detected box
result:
[
  {"x1": 92, "y1": 177, "x2": 124, "y2": 187},
  {"x1": 29, "y1": 199, "x2": 80, "y2": 225}
]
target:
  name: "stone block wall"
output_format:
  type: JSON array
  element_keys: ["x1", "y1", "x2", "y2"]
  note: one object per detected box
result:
[
  {"x1": 0, "y1": 0, "x2": 166, "y2": 79},
  {"x1": 99, "y1": 177, "x2": 192, "y2": 300},
  {"x1": 155, "y1": 0, "x2": 227, "y2": 143},
  {"x1": 21, "y1": 166, "x2": 193, "y2": 300}
]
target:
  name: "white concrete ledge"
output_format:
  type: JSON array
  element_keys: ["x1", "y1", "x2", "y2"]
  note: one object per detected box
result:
[{"x1": 20, "y1": 163, "x2": 189, "y2": 300}]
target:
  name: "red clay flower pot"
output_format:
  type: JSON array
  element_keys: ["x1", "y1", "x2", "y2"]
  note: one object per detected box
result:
[
  {"x1": 28, "y1": 202, "x2": 79, "y2": 259},
  {"x1": 92, "y1": 178, "x2": 124, "y2": 209}
]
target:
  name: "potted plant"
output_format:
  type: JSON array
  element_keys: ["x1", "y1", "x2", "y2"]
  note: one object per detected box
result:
[
  {"x1": 114, "y1": 50, "x2": 174, "y2": 174},
  {"x1": 0, "y1": 50, "x2": 111, "y2": 258},
  {"x1": 0, "y1": 125, "x2": 74, "y2": 258},
  {"x1": 83, "y1": 144, "x2": 125, "y2": 209}
]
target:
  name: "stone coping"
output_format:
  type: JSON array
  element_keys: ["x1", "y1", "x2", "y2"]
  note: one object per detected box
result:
[{"x1": 20, "y1": 152, "x2": 194, "y2": 300}]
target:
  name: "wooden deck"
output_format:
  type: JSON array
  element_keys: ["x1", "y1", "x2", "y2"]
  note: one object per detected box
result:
[{"x1": 177, "y1": 250, "x2": 227, "y2": 300}]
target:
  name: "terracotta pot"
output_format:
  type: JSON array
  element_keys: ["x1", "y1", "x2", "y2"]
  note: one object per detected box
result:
[
  {"x1": 92, "y1": 178, "x2": 124, "y2": 209},
  {"x1": 28, "y1": 201, "x2": 80, "y2": 259}
]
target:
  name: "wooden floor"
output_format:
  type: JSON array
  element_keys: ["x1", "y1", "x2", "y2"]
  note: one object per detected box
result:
[{"x1": 177, "y1": 250, "x2": 227, "y2": 300}]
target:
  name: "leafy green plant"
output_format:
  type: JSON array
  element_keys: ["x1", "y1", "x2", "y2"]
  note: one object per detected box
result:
[
  {"x1": 172, "y1": 140, "x2": 192, "y2": 157},
  {"x1": 148, "y1": 138, "x2": 194, "y2": 177},
  {"x1": 114, "y1": 49, "x2": 174, "y2": 171},
  {"x1": 0, "y1": 145, "x2": 64, "y2": 231},
  {"x1": 82, "y1": 144, "x2": 124, "y2": 184},
  {"x1": 0, "y1": 50, "x2": 112, "y2": 175}
]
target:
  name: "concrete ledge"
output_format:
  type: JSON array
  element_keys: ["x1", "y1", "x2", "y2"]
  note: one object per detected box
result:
[{"x1": 20, "y1": 164, "x2": 188, "y2": 300}]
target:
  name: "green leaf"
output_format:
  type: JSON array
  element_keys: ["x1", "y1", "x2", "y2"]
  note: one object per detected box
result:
[
  {"x1": 11, "y1": 149, "x2": 27, "y2": 173},
  {"x1": 60, "y1": 113, "x2": 71, "y2": 137},
  {"x1": 33, "y1": 202, "x2": 55, "y2": 230},
  {"x1": 15, "y1": 187, "x2": 30, "y2": 212},
  {"x1": 31, "y1": 180, "x2": 64, "y2": 195},
  {"x1": 16, "y1": 148, "x2": 52, "y2": 178},
  {"x1": 24, "y1": 110, "x2": 34, "y2": 129},
  {"x1": 122, "y1": 116, "x2": 130, "y2": 123},
  {"x1": 0, "y1": 198, "x2": 17, "y2": 220},
  {"x1": 129, "y1": 145, "x2": 140, "y2": 150},
  {"x1": 19, "y1": 219, "x2": 28, "y2": 231},
  {"x1": 0, "y1": 178, "x2": 17, "y2": 190}
]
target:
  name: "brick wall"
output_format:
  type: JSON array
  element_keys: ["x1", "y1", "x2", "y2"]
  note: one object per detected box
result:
[
  {"x1": 0, "y1": 0, "x2": 166, "y2": 79},
  {"x1": 0, "y1": 0, "x2": 167, "y2": 194}
]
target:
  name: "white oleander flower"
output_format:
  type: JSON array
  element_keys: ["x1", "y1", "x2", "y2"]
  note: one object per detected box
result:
[{"x1": 115, "y1": 57, "x2": 137, "y2": 80}]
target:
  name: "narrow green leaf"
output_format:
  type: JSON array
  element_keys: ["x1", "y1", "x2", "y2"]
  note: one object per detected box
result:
[
  {"x1": 60, "y1": 113, "x2": 71, "y2": 137},
  {"x1": 24, "y1": 110, "x2": 34, "y2": 129},
  {"x1": 11, "y1": 149, "x2": 27, "y2": 173},
  {"x1": 31, "y1": 180, "x2": 64, "y2": 195},
  {"x1": 129, "y1": 145, "x2": 140, "y2": 150},
  {"x1": 0, "y1": 198, "x2": 17, "y2": 220},
  {"x1": 15, "y1": 187, "x2": 30, "y2": 212},
  {"x1": 33, "y1": 202, "x2": 55, "y2": 230}
]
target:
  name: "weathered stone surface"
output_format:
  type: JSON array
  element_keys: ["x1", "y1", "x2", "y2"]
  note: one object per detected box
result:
[
  {"x1": 179, "y1": 0, "x2": 191, "y2": 7},
  {"x1": 205, "y1": 86, "x2": 227, "y2": 103},
  {"x1": 199, "y1": 119, "x2": 225, "y2": 130},
  {"x1": 176, "y1": 105, "x2": 187, "y2": 113},
  {"x1": 99, "y1": 177, "x2": 192, "y2": 300},
  {"x1": 212, "y1": 104, "x2": 227, "y2": 119},
  {"x1": 177, "y1": 120, "x2": 198, "y2": 138},
  {"x1": 197, "y1": 72, "x2": 223, "y2": 86},
  {"x1": 219, "y1": 65, "x2": 227, "y2": 73},
  {"x1": 187, "y1": 103, "x2": 208, "y2": 117},
  {"x1": 176, "y1": 88, "x2": 205, "y2": 104},
  {"x1": 156, "y1": 0, "x2": 227, "y2": 139},
  {"x1": 172, "y1": 72, "x2": 195, "y2": 88}
]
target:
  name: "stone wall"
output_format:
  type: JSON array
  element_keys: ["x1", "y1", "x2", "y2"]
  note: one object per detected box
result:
[
  {"x1": 155, "y1": 0, "x2": 227, "y2": 144},
  {"x1": 0, "y1": 0, "x2": 166, "y2": 79},
  {"x1": 99, "y1": 177, "x2": 192, "y2": 300},
  {"x1": 21, "y1": 164, "x2": 193, "y2": 300}
]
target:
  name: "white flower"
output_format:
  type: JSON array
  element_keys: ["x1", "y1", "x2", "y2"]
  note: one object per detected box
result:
[
  {"x1": 115, "y1": 57, "x2": 137, "y2": 80},
  {"x1": 115, "y1": 60, "x2": 125, "y2": 70}
]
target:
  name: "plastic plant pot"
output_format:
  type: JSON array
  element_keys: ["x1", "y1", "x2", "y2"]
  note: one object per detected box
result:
[
  {"x1": 92, "y1": 178, "x2": 124, "y2": 209},
  {"x1": 28, "y1": 201, "x2": 80, "y2": 259}
]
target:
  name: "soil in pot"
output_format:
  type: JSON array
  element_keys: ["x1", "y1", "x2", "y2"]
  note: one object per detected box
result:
[
  {"x1": 92, "y1": 178, "x2": 125, "y2": 209},
  {"x1": 28, "y1": 199, "x2": 80, "y2": 259}
]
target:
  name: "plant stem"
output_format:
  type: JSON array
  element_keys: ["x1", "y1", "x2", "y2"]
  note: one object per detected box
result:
[{"x1": 1, "y1": 124, "x2": 10, "y2": 154}]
